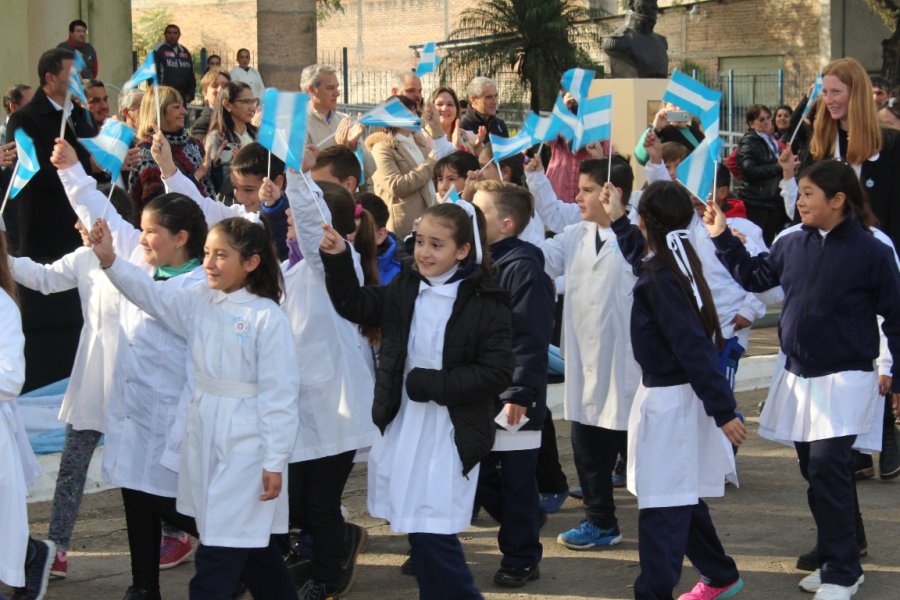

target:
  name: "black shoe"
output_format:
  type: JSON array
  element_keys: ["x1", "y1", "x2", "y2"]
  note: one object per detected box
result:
[
  {"x1": 880, "y1": 424, "x2": 900, "y2": 479},
  {"x1": 400, "y1": 550, "x2": 415, "y2": 576},
  {"x1": 285, "y1": 550, "x2": 313, "y2": 589},
  {"x1": 493, "y1": 565, "x2": 540, "y2": 588},
  {"x1": 854, "y1": 451, "x2": 875, "y2": 480},
  {"x1": 298, "y1": 579, "x2": 338, "y2": 600},
  {"x1": 795, "y1": 542, "x2": 867, "y2": 572},
  {"x1": 22, "y1": 539, "x2": 54, "y2": 600},
  {"x1": 334, "y1": 523, "x2": 367, "y2": 595},
  {"x1": 122, "y1": 587, "x2": 162, "y2": 600}
]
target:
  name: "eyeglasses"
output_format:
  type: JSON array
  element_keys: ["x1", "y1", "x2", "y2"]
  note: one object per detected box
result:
[
  {"x1": 756, "y1": 115, "x2": 771, "y2": 122},
  {"x1": 233, "y1": 98, "x2": 260, "y2": 106}
]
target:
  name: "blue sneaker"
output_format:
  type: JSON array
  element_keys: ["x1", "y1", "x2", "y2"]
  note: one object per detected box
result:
[
  {"x1": 539, "y1": 490, "x2": 568, "y2": 514},
  {"x1": 557, "y1": 521, "x2": 622, "y2": 550},
  {"x1": 611, "y1": 472, "x2": 626, "y2": 488}
]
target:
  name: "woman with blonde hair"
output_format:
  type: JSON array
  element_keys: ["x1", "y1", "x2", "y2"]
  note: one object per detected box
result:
[
  {"x1": 129, "y1": 85, "x2": 214, "y2": 218},
  {"x1": 191, "y1": 68, "x2": 231, "y2": 140}
]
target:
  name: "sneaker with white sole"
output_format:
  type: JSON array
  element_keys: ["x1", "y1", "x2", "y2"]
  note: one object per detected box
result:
[
  {"x1": 677, "y1": 578, "x2": 743, "y2": 599},
  {"x1": 556, "y1": 521, "x2": 622, "y2": 550},
  {"x1": 813, "y1": 583, "x2": 859, "y2": 600},
  {"x1": 799, "y1": 569, "x2": 863, "y2": 593},
  {"x1": 159, "y1": 533, "x2": 193, "y2": 569},
  {"x1": 50, "y1": 551, "x2": 67, "y2": 578},
  {"x1": 22, "y1": 539, "x2": 55, "y2": 600}
]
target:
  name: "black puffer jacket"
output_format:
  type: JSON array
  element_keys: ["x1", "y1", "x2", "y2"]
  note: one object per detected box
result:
[
  {"x1": 321, "y1": 248, "x2": 514, "y2": 475},
  {"x1": 736, "y1": 130, "x2": 782, "y2": 208}
]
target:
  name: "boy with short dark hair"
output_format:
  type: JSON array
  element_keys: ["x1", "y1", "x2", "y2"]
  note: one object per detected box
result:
[
  {"x1": 356, "y1": 192, "x2": 405, "y2": 284},
  {"x1": 312, "y1": 145, "x2": 360, "y2": 194},
  {"x1": 471, "y1": 180, "x2": 554, "y2": 588},
  {"x1": 230, "y1": 142, "x2": 289, "y2": 260}
]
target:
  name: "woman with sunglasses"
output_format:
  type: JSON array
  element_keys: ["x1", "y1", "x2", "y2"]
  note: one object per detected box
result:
[
  {"x1": 205, "y1": 81, "x2": 259, "y2": 202},
  {"x1": 735, "y1": 104, "x2": 789, "y2": 245}
]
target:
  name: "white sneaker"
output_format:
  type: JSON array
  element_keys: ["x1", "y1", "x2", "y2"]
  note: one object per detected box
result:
[
  {"x1": 800, "y1": 569, "x2": 863, "y2": 594},
  {"x1": 813, "y1": 583, "x2": 858, "y2": 600}
]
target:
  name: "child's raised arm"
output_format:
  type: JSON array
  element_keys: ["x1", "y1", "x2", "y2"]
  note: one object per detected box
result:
[
  {"x1": 706, "y1": 201, "x2": 782, "y2": 292},
  {"x1": 524, "y1": 155, "x2": 580, "y2": 233},
  {"x1": 9, "y1": 250, "x2": 84, "y2": 295},
  {"x1": 319, "y1": 223, "x2": 385, "y2": 327}
]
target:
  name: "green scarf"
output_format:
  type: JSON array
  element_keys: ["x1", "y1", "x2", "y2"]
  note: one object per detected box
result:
[{"x1": 154, "y1": 258, "x2": 201, "y2": 280}]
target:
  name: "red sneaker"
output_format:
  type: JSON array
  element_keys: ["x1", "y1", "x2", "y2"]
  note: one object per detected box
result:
[
  {"x1": 159, "y1": 534, "x2": 193, "y2": 570},
  {"x1": 50, "y1": 551, "x2": 68, "y2": 578}
]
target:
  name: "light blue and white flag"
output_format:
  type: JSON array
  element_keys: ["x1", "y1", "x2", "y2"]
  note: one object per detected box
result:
[
  {"x1": 700, "y1": 105, "x2": 722, "y2": 162},
  {"x1": 573, "y1": 94, "x2": 612, "y2": 151},
  {"x1": 67, "y1": 54, "x2": 88, "y2": 106},
  {"x1": 123, "y1": 53, "x2": 157, "y2": 91},
  {"x1": 676, "y1": 136, "x2": 718, "y2": 202},
  {"x1": 9, "y1": 129, "x2": 40, "y2": 199},
  {"x1": 442, "y1": 187, "x2": 460, "y2": 203},
  {"x1": 257, "y1": 88, "x2": 309, "y2": 172},
  {"x1": 523, "y1": 112, "x2": 557, "y2": 144},
  {"x1": 549, "y1": 93, "x2": 579, "y2": 142},
  {"x1": 800, "y1": 73, "x2": 823, "y2": 119},
  {"x1": 662, "y1": 69, "x2": 722, "y2": 120},
  {"x1": 489, "y1": 130, "x2": 533, "y2": 162},
  {"x1": 78, "y1": 120, "x2": 136, "y2": 176},
  {"x1": 561, "y1": 68, "x2": 595, "y2": 103},
  {"x1": 416, "y1": 42, "x2": 440, "y2": 77},
  {"x1": 358, "y1": 97, "x2": 422, "y2": 130}
]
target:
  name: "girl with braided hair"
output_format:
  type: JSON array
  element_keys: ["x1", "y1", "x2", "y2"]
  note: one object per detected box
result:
[{"x1": 604, "y1": 179, "x2": 746, "y2": 600}]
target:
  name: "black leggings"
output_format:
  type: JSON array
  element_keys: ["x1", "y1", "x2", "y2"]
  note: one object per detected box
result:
[{"x1": 120, "y1": 488, "x2": 198, "y2": 592}]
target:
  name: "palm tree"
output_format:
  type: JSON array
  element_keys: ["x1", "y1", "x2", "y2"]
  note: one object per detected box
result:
[{"x1": 444, "y1": 0, "x2": 607, "y2": 112}]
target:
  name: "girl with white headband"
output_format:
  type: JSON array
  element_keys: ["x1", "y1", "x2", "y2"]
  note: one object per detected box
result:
[
  {"x1": 319, "y1": 200, "x2": 514, "y2": 598},
  {"x1": 603, "y1": 179, "x2": 747, "y2": 600}
]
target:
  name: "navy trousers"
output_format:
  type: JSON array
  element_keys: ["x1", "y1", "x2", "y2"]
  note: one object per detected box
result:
[
  {"x1": 189, "y1": 537, "x2": 297, "y2": 600},
  {"x1": 634, "y1": 500, "x2": 739, "y2": 600},
  {"x1": 536, "y1": 408, "x2": 569, "y2": 494},
  {"x1": 408, "y1": 533, "x2": 482, "y2": 599},
  {"x1": 476, "y1": 448, "x2": 543, "y2": 568},
  {"x1": 571, "y1": 422, "x2": 626, "y2": 530},
  {"x1": 795, "y1": 435, "x2": 862, "y2": 586}
]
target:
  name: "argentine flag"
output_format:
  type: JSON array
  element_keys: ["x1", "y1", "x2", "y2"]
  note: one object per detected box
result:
[
  {"x1": 442, "y1": 187, "x2": 461, "y2": 203},
  {"x1": 523, "y1": 112, "x2": 557, "y2": 144},
  {"x1": 561, "y1": 68, "x2": 595, "y2": 103},
  {"x1": 78, "y1": 120, "x2": 136, "y2": 176},
  {"x1": 801, "y1": 74, "x2": 823, "y2": 119},
  {"x1": 700, "y1": 105, "x2": 722, "y2": 162},
  {"x1": 257, "y1": 88, "x2": 309, "y2": 172},
  {"x1": 67, "y1": 53, "x2": 88, "y2": 106},
  {"x1": 416, "y1": 42, "x2": 440, "y2": 77},
  {"x1": 550, "y1": 93, "x2": 579, "y2": 142},
  {"x1": 676, "y1": 136, "x2": 718, "y2": 202},
  {"x1": 9, "y1": 129, "x2": 40, "y2": 198},
  {"x1": 573, "y1": 94, "x2": 612, "y2": 151},
  {"x1": 489, "y1": 130, "x2": 533, "y2": 162},
  {"x1": 123, "y1": 53, "x2": 158, "y2": 91},
  {"x1": 358, "y1": 97, "x2": 422, "y2": 131},
  {"x1": 663, "y1": 69, "x2": 721, "y2": 119}
]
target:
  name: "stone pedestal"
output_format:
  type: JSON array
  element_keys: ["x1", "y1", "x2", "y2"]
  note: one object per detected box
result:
[{"x1": 588, "y1": 78, "x2": 668, "y2": 189}]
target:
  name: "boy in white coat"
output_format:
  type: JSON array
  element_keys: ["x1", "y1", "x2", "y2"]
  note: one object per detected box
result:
[{"x1": 535, "y1": 156, "x2": 642, "y2": 550}]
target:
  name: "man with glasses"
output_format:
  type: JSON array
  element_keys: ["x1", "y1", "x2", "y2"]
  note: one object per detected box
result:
[{"x1": 57, "y1": 20, "x2": 98, "y2": 78}]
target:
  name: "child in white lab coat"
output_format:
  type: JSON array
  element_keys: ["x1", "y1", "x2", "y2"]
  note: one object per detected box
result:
[
  {"x1": 91, "y1": 215, "x2": 301, "y2": 600},
  {"x1": 320, "y1": 201, "x2": 514, "y2": 599}
]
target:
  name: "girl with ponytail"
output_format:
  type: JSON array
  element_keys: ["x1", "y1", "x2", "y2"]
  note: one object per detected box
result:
[{"x1": 603, "y1": 179, "x2": 747, "y2": 600}]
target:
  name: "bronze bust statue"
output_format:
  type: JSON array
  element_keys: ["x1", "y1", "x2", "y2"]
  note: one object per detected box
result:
[{"x1": 602, "y1": 0, "x2": 669, "y2": 78}]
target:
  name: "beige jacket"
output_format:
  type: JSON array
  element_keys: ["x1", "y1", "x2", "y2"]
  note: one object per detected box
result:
[
  {"x1": 366, "y1": 131, "x2": 439, "y2": 238},
  {"x1": 306, "y1": 103, "x2": 375, "y2": 191}
]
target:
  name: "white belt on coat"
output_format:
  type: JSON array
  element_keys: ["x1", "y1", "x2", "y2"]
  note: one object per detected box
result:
[{"x1": 194, "y1": 371, "x2": 259, "y2": 398}]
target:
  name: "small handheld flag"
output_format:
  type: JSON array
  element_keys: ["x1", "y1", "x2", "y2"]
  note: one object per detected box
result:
[
  {"x1": 416, "y1": 42, "x2": 440, "y2": 78},
  {"x1": 123, "y1": 53, "x2": 158, "y2": 90},
  {"x1": 523, "y1": 112, "x2": 557, "y2": 144},
  {"x1": 662, "y1": 69, "x2": 722, "y2": 120},
  {"x1": 489, "y1": 130, "x2": 534, "y2": 162},
  {"x1": 358, "y1": 97, "x2": 422, "y2": 131},
  {"x1": 257, "y1": 88, "x2": 310, "y2": 172},
  {"x1": 788, "y1": 74, "x2": 823, "y2": 146},
  {"x1": 561, "y1": 68, "x2": 596, "y2": 103},
  {"x1": 442, "y1": 187, "x2": 460, "y2": 203},
  {"x1": 0, "y1": 129, "x2": 41, "y2": 220},
  {"x1": 549, "y1": 93, "x2": 579, "y2": 143},
  {"x1": 78, "y1": 120, "x2": 136, "y2": 176},
  {"x1": 676, "y1": 137, "x2": 718, "y2": 202},
  {"x1": 573, "y1": 94, "x2": 612, "y2": 152}
]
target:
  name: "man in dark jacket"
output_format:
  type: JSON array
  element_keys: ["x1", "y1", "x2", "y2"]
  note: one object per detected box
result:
[
  {"x1": 57, "y1": 19, "x2": 98, "y2": 78},
  {"x1": 6, "y1": 48, "x2": 95, "y2": 391},
  {"x1": 153, "y1": 24, "x2": 196, "y2": 104},
  {"x1": 460, "y1": 76, "x2": 509, "y2": 138},
  {"x1": 472, "y1": 180, "x2": 554, "y2": 588}
]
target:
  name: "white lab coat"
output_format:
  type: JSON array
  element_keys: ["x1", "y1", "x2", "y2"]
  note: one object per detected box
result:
[
  {"x1": 283, "y1": 172, "x2": 377, "y2": 462},
  {"x1": 0, "y1": 291, "x2": 37, "y2": 588},
  {"x1": 9, "y1": 247, "x2": 120, "y2": 433},
  {"x1": 540, "y1": 222, "x2": 641, "y2": 430},
  {"x1": 60, "y1": 163, "x2": 204, "y2": 497},
  {"x1": 229, "y1": 66, "x2": 266, "y2": 99},
  {"x1": 104, "y1": 257, "x2": 301, "y2": 547}
]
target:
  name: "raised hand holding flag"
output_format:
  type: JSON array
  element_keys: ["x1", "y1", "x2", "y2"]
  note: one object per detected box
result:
[{"x1": 789, "y1": 74, "x2": 823, "y2": 146}]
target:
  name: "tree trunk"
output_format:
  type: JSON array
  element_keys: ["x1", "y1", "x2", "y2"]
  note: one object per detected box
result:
[{"x1": 882, "y1": 17, "x2": 900, "y2": 87}]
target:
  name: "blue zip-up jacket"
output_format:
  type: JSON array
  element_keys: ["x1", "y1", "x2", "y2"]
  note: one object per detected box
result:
[
  {"x1": 712, "y1": 217, "x2": 900, "y2": 389},
  {"x1": 490, "y1": 236, "x2": 555, "y2": 432},
  {"x1": 260, "y1": 194, "x2": 289, "y2": 262},
  {"x1": 611, "y1": 217, "x2": 738, "y2": 426},
  {"x1": 376, "y1": 232, "x2": 403, "y2": 285}
]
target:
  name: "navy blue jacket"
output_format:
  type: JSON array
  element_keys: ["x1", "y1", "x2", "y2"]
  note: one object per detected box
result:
[
  {"x1": 260, "y1": 194, "x2": 289, "y2": 261},
  {"x1": 712, "y1": 218, "x2": 900, "y2": 389},
  {"x1": 490, "y1": 236, "x2": 555, "y2": 432},
  {"x1": 612, "y1": 217, "x2": 738, "y2": 426}
]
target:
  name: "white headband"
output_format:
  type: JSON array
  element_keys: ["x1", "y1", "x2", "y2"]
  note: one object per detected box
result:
[
  {"x1": 665, "y1": 229, "x2": 703, "y2": 310},
  {"x1": 451, "y1": 198, "x2": 483, "y2": 265}
]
